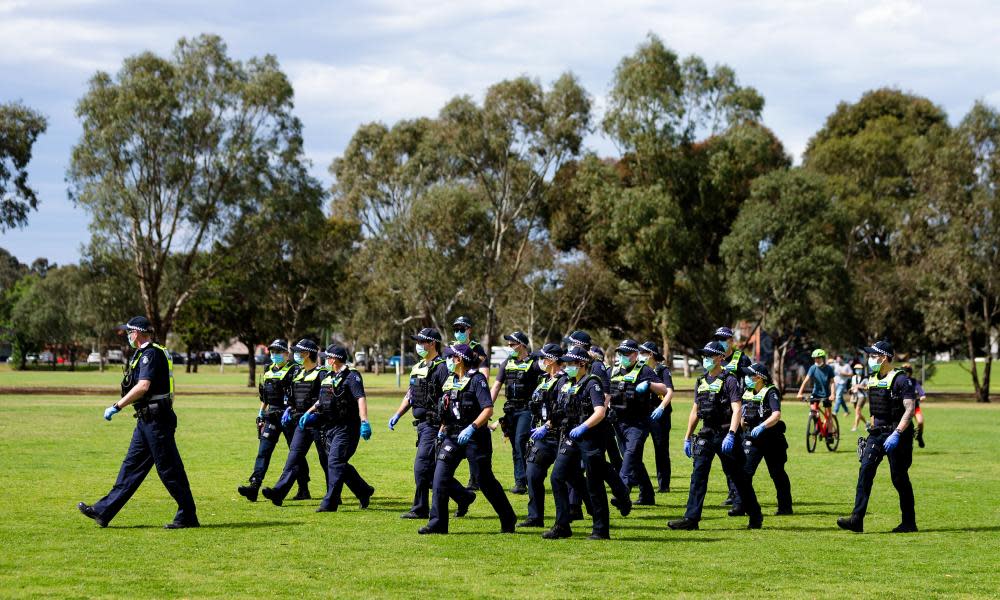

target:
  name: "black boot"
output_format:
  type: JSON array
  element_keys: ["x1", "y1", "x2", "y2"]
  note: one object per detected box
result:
[
  {"x1": 292, "y1": 485, "x2": 311, "y2": 501},
  {"x1": 510, "y1": 480, "x2": 527, "y2": 495},
  {"x1": 237, "y1": 479, "x2": 260, "y2": 502},
  {"x1": 916, "y1": 429, "x2": 925, "y2": 448},
  {"x1": 836, "y1": 515, "x2": 863, "y2": 533},
  {"x1": 891, "y1": 522, "x2": 918, "y2": 533},
  {"x1": 667, "y1": 517, "x2": 698, "y2": 530},
  {"x1": 542, "y1": 525, "x2": 572, "y2": 539},
  {"x1": 261, "y1": 487, "x2": 283, "y2": 507}
]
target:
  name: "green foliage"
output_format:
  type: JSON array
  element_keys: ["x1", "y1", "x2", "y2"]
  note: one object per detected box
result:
[{"x1": 0, "y1": 102, "x2": 48, "y2": 231}]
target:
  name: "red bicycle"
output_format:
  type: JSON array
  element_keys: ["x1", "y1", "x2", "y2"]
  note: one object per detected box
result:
[{"x1": 806, "y1": 395, "x2": 839, "y2": 452}]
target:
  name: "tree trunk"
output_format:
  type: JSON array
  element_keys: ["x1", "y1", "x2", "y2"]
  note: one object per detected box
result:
[
  {"x1": 980, "y1": 355, "x2": 992, "y2": 403},
  {"x1": 244, "y1": 336, "x2": 257, "y2": 388},
  {"x1": 967, "y1": 327, "x2": 984, "y2": 402},
  {"x1": 682, "y1": 350, "x2": 691, "y2": 379}
]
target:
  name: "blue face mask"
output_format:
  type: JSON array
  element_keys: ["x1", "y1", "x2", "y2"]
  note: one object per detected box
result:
[
  {"x1": 415, "y1": 343, "x2": 428, "y2": 358},
  {"x1": 702, "y1": 357, "x2": 716, "y2": 371},
  {"x1": 618, "y1": 354, "x2": 632, "y2": 369},
  {"x1": 720, "y1": 340, "x2": 730, "y2": 352},
  {"x1": 293, "y1": 352, "x2": 304, "y2": 365},
  {"x1": 744, "y1": 375, "x2": 756, "y2": 389},
  {"x1": 446, "y1": 358, "x2": 457, "y2": 373},
  {"x1": 454, "y1": 331, "x2": 469, "y2": 343},
  {"x1": 867, "y1": 357, "x2": 881, "y2": 372},
  {"x1": 270, "y1": 353, "x2": 285, "y2": 365},
  {"x1": 564, "y1": 365, "x2": 579, "y2": 379}
]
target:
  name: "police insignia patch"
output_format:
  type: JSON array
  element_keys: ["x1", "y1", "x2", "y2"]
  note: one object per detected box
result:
[{"x1": 142, "y1": 356, "x2": 150, "y2": 364}]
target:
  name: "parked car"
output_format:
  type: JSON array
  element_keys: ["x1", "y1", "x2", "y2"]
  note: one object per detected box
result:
[
  {"x1": 170, "y1": 351, "x2": 185, "y2": 365},
  {"x1": 254, "y1": 353, "x2": 270, "y2": 365},
  {"x1": 201, "y1": 352, "x2": 221, "y2": 365},
  {"x1": 354, "y1": 351, "x2": 366, "y2": 366},
  {"x1": 26, "y1": 353, "x2": 39, "y2": 364},
  {"x1": 671, "y1": 355, "x2": 700, "y2": 370},
  {"x1": 387, "y1": 354, "x2": 417, "y2": 368},
  {"x1": 39, "y1": 351, "x2": 54, "y2": 364},
  {"x1": 87, "y1": 352, "x2": 102, "y2": 365},
  {"x1": 221, "y1": 353, "x2": 237, "y2": 365},
  {"x1": 106, "y1": 350, "x2": 125, "y2": 364}
]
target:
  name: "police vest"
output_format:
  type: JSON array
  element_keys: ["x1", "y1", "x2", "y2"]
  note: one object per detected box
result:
[
  {"x1": 290, "y1": 367, "x2": 322, "y2": 412},
  {"x1": 696, "y1": 372, "x2": 734, "y2": 428},
  {"x1": 553, "y1": 374, "x2": 601, "y2": 429},
  {"x1": 724, "y1": 350, "x2": 744, "y2": 374},
  {"x1": 260, "y1": 363, "x2": 295, "y2": 407},
  {"x1": 868, "y1": 369, "x2": 906, "y2": 422},
  {"x1": 441, "y1": 373, "x2": 484, "y2": 428},
  {"x1": 450, "y1": 339, "x2": 486, "y2": 367},
  {"x1": 530, "y1": 373, "x2": 562, "y2": 422},
  {"x1": 122, "y1": 343, "x2": 174, "y2": 406},
  {"x1": 609, "y1": 364, "x2": 651, "y2": 416},
  {"x1": 741, "y1": 384, "x2": 776, "y2": 427},
  {"x1": 409, "y1": 357, "x2": 446, "y2": 411},
  {"x1": 317, "y1": 367, "x2": 360, "y2": 422},
  {"x1": 504, "y1": 357, "x2": 536, "y2": 402}
]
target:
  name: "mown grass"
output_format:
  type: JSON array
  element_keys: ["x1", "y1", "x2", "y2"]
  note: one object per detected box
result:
[{"x1": 0, "y1": 376, "x2": 997, "y2": 599}]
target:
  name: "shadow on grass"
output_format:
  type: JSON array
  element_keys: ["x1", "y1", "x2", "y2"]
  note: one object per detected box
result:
[
  {"x1": 113, "y1": 520, "x2": 300, "y2": 529},
  {"x1": 870, "y1": 525, "x2": 1000, "y2": 534}
]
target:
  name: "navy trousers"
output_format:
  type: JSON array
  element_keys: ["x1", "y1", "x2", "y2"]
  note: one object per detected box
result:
[
  {"x1": 616, "y1": 419, "x2": 655, "y2": 503},
  {"x1": 319, "y1": 421, "x2": 372, "y2": 510},
  {"x1": 525, "y1": 434, "x2": 589, "y2": 522},
  {"x1": 551, "y1": 431, "x2": 610, "y2": 536},
  {"x1": 427, "y1": 429, "x2": 515, "y2": 533},
  {"x1": 852, "y1": 429, "x2": 915, "y2": 526},
  {"x1": 93, "y1": 410, "x2": 197, "y2": 525},
  {"x1": 271, "y1": 425, "x2": 328, "y2": 501},
  {"x1": 742, "y1": 426, "x2": 792, "y2": 513},
  {"x1": 649, "y1": 404, "x2": 672, "y2": 491},
  {"x1": 506, "y1": 406, "x2": 532, "y2": 484},
  {"x1": 250, "y1": 415, "x2": 309, "y2": 487},
  {"x1": 683, "y1": 428, "x2": 761, "y2": 522}
]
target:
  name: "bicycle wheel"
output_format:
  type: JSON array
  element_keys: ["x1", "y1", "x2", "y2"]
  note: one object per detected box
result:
[
  {"x1": 825, "y1": 414, "x2": 840, "y2": 451},
  {"x1": 806, "y1": 413, "x2": 819, "y2": 453}
]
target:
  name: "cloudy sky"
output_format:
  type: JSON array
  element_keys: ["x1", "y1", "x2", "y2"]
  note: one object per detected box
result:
[{"x1": 3, "y1": 0, "x2": 998, "y2": 265}]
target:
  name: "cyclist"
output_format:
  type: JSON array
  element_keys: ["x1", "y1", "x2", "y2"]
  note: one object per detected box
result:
[
  {"x1": 850, "y1": 364, "x2": 869, "y2": 432},
  {"x1": 797, "y1": 349, "x2": 836, "y2": 436},
  {"x1": 900, "y1": 363, "x2": 926, "y2": 448}
]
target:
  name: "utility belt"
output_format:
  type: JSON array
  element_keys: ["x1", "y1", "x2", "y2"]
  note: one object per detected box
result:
[
  {"x1": 504, "y1": 399, "x2": 529, "y2": 412},
  {"x1": 866, "y1": 424, "x2": 896, "y2": 435},
  {"x1": 445, "y1": 423, "x2": 473, "y2": 438},
  {"x1": 133, "y1": 394, "x2": 173, "y2": 421}
]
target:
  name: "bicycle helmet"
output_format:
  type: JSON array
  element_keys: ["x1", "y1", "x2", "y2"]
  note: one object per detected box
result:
[{"x1": 811, "y1": 348, "x2": 827, "y2": 358}]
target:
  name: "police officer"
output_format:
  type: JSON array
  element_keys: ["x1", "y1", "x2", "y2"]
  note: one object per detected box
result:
[
  {"x1": 714, "y1": 326, "x2": 750, "y2": 507},
  {"x1": 609, "y1": 339, "x2": 668, "y2": 505},
  {"x1": 491, "y1": 330, "x2": 544, "y2": 494},
  {"x1": 262, "y1": 339, "x2": 329, "y2": 506},
  {"x1": 78, "y1": 316, "x2": 198, "y2": 528},
  {"x1": 668, "y1": 341, "x2": 762, "y2": 530},
  {"x1": 837, "y1": 340, "x2": 918, "y2": 533},
  {"x1": 564, "y1": 330, "x2": 631, "y2": 517},
  {"x1": 544, "y1": 346, "x2": 612, "y2": 540},
  {"x1": 639, "y1": 341, "x2": 674, "y2": 493},
  {"x1": 419, "y1": 344, "x2": 516, "y2": 534},
  {"x1": 451, "y1": 316, "x2": 489, "y2": 492},
  {"x1": 389, "y1": 328, "x2": 455, "y2": 520},
  {"x1": 302, "y1": 345, "x2": 375, "y2": 512},
  {"x1": 740, "y1": 362, "x2": 793, "y2": 515},
  {"x1": 237, "y1": 339, "x2": 310, "y2": 502},
  {"x1": 517, "y1": 343, "x2": 591, "y2": 528}
]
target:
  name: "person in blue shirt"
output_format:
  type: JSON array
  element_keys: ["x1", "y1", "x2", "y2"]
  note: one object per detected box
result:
[
  {"x1": 797, "y1": 348, "x2": 836, "y2": 416},
  {"x1": 900, "y1": 363, "x2": 927, "y2": 448}
]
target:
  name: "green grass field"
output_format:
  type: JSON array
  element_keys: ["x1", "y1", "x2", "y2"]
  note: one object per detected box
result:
[{"x1": 0, "y1": 370, "x2": 998, "y2": 599}]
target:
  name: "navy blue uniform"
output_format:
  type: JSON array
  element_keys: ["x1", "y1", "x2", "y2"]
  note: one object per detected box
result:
[
  {"x1": 496, "y1": 355, "x2": 544, "y2": 486},
  {"x1": 649, "y1": 364, "x2": 674, "y2": 492},
  {"x1": 683, "y1": 372, "x2": 761, "y2": 523},
  {"x1": 550, "y1": 376, "x2": 613, "y2": 537},
  {"x1": 268, "y1": 366, "x2": 329, "y2": 501},
  {"x1": 316, "y1": 367, "x2": 373, "y2": 511},
  {"x1": 426, "y1": 371, "x2": 515, "y2": 533},
  {"x1": 92, "y1": 343, "x2": 197, "y2": 525},
  {"x1": 740, "y1": 386, "x2": 792, "y2": 513},
  {"x1": 406, "y1": 356, "x2": 452, "y2": 517},
  {"x1": 249, "y1": 362, "x2": 309, "y2": 490},
  {"x1": 851, "y1": 370, "x2": 916, "y2": 527},
  {"x1": 612, "y1": 364, "x2": 661, "y2": 504}
]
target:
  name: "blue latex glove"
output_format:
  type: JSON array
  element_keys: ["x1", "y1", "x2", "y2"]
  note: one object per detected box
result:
[
  {"x1": 360, "y1": 420, "x2": 372, "y2": 441},
  {"x1": 530, "y1": 425, "x2": 548, "y2": 440},
  {"x1": 388, "y1": 413, "x2": 400, "y2": 431},
  {"x1": 751, "y1": 424, "x2": 767, "y2": 438},
  {"x1": 457, "y1": 424, "x2": 476, "y2": 445},
  {"x1": 636, "y1": 380, "x2": 650, "y2": 393},
  {"x1": 280, "y1": 407, "x2": 293, "y2": 427},
  {"x1": 257, "y1": 408, "x2": 264, "y2": 419},
  {"x1": 684, "y1": 438, "x2": 693, "y2": 458},
  {"x1": 298, "y1": 412, "x2": 317, "y2": 430},
  {"x1": 436, "y1": 430, "x2": 445, "y2": 442},
  {"x1": 883, "y1": 430, "x2": 900, "y2": 453},
  {"x1": 104, "y1": 405, "x2": 119, "y2": 421},
  {"x1": 569, "y1": 424, "x2": 588, "y2": 439},
  {"x1": 650, "y1": 406, "x2": 664, "y2": 421},
  {"x1": 721, "y1": 432, "x2": 736, "y2": 455}
]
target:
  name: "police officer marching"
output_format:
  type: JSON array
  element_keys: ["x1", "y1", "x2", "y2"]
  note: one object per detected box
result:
[
  {"x1": 491, "y1": 330, "x2": 544, "y2": 495},
  {"x1": 668, "y1": 341, "x2": 762, "y2": 530},
  {"x1": 609, "y1": 339, "x2": 668, "y2": 506},
  {"x1": 237, "y1": 339, "x2": 310, "y2": 502},
  {"x1": 78, "y1": 316, "x2": 198, "y2": 529},
  {"x1": 302, "y1": 345, "x2": 374, "y2": 513},
  {"x1": 740, "y1": 362, "x2": 793, "y2": 516},
  {"x1": 639, "y1": 341, "x2": 674, "y2": 493},
  {"x1": 420, "y1": 344, "x2": 516, "y2": 535},
  {"x1": 544, "y1": 346, "x2": 615, "y2": 540},
  {"x1": 389, "y1": 327, "x2": 454, "y2": 520},
  {"x1": 261, "y1": 339, "x2": 329, "y2": 506},
  {"x1": 450, "y1": 316, "x2": 489, "y2": 492},
  {"x1": 837, "y1": 340, "x2": 918, "y2": 533}
]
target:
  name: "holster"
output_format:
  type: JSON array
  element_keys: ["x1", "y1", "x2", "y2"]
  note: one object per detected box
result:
[{"x1": 498, "y1": 415, "x2": 511, "y2": 438}]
